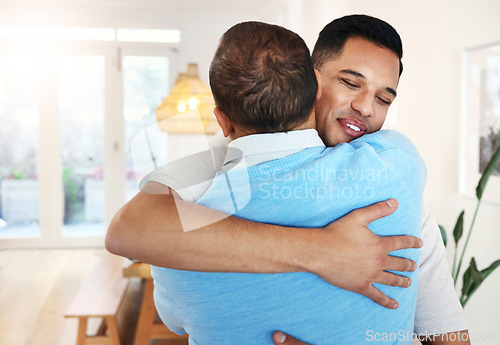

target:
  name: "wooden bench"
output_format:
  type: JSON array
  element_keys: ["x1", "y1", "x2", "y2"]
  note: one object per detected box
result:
[{"x1": 65, "y1": 254, "x2": 130, "y2": 345}]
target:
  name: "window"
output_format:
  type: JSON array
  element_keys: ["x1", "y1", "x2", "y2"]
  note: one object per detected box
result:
[
  {"x1": 58, "y1": 55, "x2": 106, "y2": 236},
  {"x1": 123, "y1": 55, "x2": 169, "y2": 197},
  {"x1": 0, "y1": 26, "x2": 178, "y2": 247},
  {"x1": 0, "y1": 55, "x2": 40, "y2": 238}
]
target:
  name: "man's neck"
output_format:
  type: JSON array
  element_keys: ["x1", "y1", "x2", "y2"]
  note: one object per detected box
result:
[{"x1": 229, "y1": 112, "x2": 316, "y2": 140}]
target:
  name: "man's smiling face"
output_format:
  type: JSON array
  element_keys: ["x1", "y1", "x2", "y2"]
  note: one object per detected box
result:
[{"x1": 314, "y1": 36, "x2": 400, "y2": 147}]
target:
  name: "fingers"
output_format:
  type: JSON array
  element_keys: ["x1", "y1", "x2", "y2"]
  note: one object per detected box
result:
[
  {"x1": 363, "y1": 284, "x2": 399, "y2": 310},
  {"x1": 375, "y1": 271, "x2": 412, "y2": 288},
  {"x1": 351, "y1": 199, "x2": 399, "y2": 224},
  {"x1": 273, "y1": 331, "x2": 310, "y2": 345},
  {"x1": 385, "y1": 235, "x2": 423, "y2": 252},
  {"x1": 386, "y1": 255, "x2": 417, "y2": 273}
]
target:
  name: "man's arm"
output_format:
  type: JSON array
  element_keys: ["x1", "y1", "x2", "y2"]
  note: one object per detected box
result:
[
  {"x1": 413, "y1": 203, "x2": 469, "y2": 342},
  {"x1": 106, "y1": 184, "x2": 422, "y2": 309}
]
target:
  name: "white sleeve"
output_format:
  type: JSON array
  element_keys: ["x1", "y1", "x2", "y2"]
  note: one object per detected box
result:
[
  {"x1": 140, "y1": 132, "x2": 229, "y2": 202},
  {"x1": 414, "y1": 202, "x2": 469, "y2": 335}
]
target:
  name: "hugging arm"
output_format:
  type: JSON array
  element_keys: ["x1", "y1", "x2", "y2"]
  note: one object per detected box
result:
[{"x1": 106, "y1": 182, "x2": 422, "y2": 309}]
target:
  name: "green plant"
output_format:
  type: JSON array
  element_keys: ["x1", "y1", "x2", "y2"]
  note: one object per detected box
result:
[
  {"x1": 62, "y1": 167, "x2": 79, "y2": 204},
  {"x1": 61, "y1": 167, "x2": 85, "y2": 223},
  {"x1": 8, "y1": 168, "x2": 27, "y2": 179},
  {"x1": 440, "y1": 145, "x2": 500, "y2": 306}
]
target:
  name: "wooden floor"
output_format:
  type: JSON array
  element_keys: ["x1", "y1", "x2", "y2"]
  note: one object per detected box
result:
[{"x1": 0, "y1": 249, "x2": 187, "y2": 345}]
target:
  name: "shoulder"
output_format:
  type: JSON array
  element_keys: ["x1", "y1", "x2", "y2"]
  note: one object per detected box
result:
[
  {"x1": 351, "y1": 130, "x2": 419, "y2": 155},
  {"x1": 353, "y1": 130, "x2": 425, "y2": 171},
  {"x1": 320, "y1": 130, "x2": 421, "y2": 162},
  {"x1": 318, "y1": 130, "x2": 427, "y2": 186}
]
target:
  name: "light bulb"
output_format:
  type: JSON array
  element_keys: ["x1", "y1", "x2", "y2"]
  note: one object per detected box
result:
[{"x1": 188, "y1": 97, "x2": 199, "y2": 110}]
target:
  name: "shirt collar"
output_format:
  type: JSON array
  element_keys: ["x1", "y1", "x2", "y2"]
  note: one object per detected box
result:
[{"x1": 222, "y1": 129, "x2": 325, "y2": 170}]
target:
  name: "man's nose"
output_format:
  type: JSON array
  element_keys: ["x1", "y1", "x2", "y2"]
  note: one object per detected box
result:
[{"x1": 350, "y1": 92, "x2": 373, "y2": 117}]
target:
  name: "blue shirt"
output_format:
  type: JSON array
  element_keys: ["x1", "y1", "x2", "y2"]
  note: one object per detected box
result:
[{"x1": 152, "y1": 130, "x2": 426, "y2": 345}]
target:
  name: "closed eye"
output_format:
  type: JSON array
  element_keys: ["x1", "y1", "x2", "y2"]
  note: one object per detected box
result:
[
  {"x1": 340, "y1": 78, "x2": 359, "y2": 88},
  {"x1": 377, "y1": 96, "x2": 392, "y2": 105}
]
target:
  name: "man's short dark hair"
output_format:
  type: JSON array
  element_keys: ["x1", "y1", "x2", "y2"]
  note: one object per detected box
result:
[
  {"x1": 209, "y1": 21, "x2": 317, "y2": 133},
  {"x1": 312, "y1": 14, "x2": 403, "y2": 76}
]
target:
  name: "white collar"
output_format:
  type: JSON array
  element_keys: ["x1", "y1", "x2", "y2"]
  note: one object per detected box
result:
[{"x1": 222, "y1": 129, "x2": 325, "y2": 171}]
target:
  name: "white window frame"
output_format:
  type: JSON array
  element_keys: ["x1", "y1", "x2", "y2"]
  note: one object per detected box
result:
[{"x1": 0, "y1": 38, "x2": 178, "y2": 248}]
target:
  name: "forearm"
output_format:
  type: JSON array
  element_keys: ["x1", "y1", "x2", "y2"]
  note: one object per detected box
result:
[
  {"x1": 106, "y1": 188, "x2": 314, "y2": 273},
  {"x1": 106, "y1": 186, "x2": 421, "y2": 308}
]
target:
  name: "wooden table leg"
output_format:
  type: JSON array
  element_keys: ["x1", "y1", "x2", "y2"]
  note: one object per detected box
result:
[
  {"x1": 132, "y1": 278, "x2": 188, "y2": 345},
  {"x1": 76, "y1": 317, "x2": 87, "y2": 345},
  {"x1": 133, "y1": 279, "x2": 156, "y2": 345},
  {"x1": 106, "y1": 316, "x2": 121, "y2": 345}
]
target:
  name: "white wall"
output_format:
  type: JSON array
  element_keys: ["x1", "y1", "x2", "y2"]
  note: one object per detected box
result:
[
  {"x1": 175, "y1": 1, "x2": 290, "y2": 85},
  {"x1": 297, "y1": 0, "x2": 500, "y2": 342}
]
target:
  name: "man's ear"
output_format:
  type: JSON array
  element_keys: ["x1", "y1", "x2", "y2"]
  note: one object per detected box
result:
[
  {"x1": 314, "y1": 69, "x2": 322, "y2": 100},
  {"x1": 213, "y1": 107, "x2": 233, "y2": 138}
]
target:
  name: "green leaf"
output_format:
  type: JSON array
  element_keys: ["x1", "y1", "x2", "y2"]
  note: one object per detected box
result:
[
  {"x1": 480, "y1": 259, "x2": 500, "y2": 281},
  {"x1": 460, "y1": 258, "x2": 500, "y2": 306},
  {"x1": 461, "y1": 257, "x2": 482, "y2": 304},
  {"x1": 453, "y1": 211, "x2": 465, "y2": 246},
  {"x1": 438, "y1": 225, "x2": 448, "y2": 247},
  {"x1": 476, "y1": 145, "x2": 500, "y2": 200}
]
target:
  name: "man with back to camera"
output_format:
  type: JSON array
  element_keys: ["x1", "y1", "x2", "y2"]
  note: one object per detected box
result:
[{"x1": 106, "y1": 15, "x2": 469, "y2": 343}]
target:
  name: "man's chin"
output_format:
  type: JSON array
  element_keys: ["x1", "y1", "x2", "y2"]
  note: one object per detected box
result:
[
  {"x1": 324, "y1": 135, "x2": 348, "y2": 147},
  {"x1": 321, "y1": 126, "x2": 368, "y2": 146}
]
